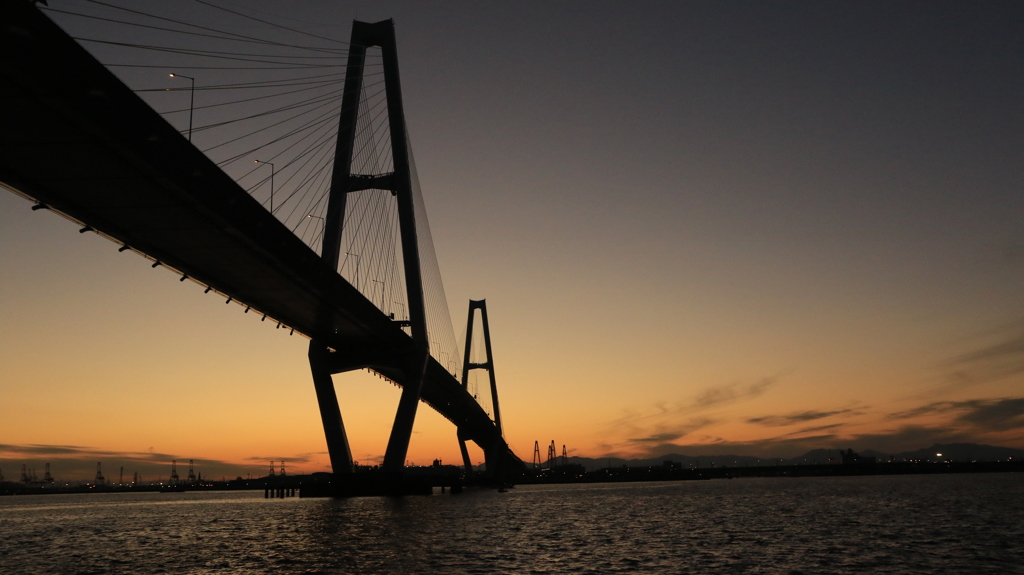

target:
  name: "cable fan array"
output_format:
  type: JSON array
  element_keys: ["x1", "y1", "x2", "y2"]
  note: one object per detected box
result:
[{"x1": 42, "y1": 0, "x2": 464, "y2": 381}]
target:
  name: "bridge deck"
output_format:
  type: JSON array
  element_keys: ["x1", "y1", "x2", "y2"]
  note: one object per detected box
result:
[{"x1": 0, "y1": 1, "x2": 506, "y2": 451}]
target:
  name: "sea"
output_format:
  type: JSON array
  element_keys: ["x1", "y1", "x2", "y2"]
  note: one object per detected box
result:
[{"x1": 1, "y1": 473, "x2": 1022, "y2": 574}]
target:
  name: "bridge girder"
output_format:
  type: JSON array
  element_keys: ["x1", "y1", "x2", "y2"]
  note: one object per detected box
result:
[{"x1": 0, "y1": 1, "x2": 525, "y2": 480}]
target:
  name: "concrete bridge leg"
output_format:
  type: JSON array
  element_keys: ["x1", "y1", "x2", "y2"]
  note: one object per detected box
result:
[
  {"x1": 484, "y1": 436, "x2": 504, "y2": 484},
  {"x1": 458, "y1": 434, "x2": 473, "y2": 475},
  {"x1": 309, "y1": 341, "x2": 353, "y2": 475},
  {"x1": 381, "y1": 347, "x2": 430, "y2": 473}
]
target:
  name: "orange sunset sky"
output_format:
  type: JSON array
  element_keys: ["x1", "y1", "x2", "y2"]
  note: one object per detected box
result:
[{"x1": 2, "y1": 1, "x2": 1023, "y2": 480}]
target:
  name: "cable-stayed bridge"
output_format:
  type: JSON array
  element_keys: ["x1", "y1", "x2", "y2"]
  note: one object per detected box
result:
[{"x1": 0, "y1": 0, "x2": 523, "y2": 489}]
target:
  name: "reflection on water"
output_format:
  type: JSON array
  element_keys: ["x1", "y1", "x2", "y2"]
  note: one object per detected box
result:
[{"x1": 1, "y1": 474, "x2": 1022, "y2": 574}]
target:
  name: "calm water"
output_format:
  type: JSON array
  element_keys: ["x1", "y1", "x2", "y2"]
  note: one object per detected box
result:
[{"x1": 1, "y1": 474, "x2": 1022, "y2": 574}]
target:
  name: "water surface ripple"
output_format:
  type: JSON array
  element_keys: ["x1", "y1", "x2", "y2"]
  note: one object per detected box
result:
[{"x1": 2, "y1": 474, "x2": 1022, "y2": 574}]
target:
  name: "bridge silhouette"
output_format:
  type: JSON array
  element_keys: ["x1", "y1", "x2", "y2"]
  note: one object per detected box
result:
[{"x1": 0, "y1": 1, "x2": 523, "y2": 491}]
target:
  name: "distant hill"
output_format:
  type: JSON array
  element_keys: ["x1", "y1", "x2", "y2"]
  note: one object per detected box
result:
[{"x1": 555, "y1": 443, "x2": 1022, "y2": 472}]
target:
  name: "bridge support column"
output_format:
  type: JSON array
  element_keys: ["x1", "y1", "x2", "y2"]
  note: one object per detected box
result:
[
  {"x1": 483, "y1": 434, "x2": 506, "y2": 484},
  {"x1": 309, "y1": 341, "x2": 354, "y2": 475},
  {"x1": 382, "y1": 346, "x2": 429, "y2": 472},
  {"x1": 458, "y1": 434, "x2": 473, "y2": 475}
]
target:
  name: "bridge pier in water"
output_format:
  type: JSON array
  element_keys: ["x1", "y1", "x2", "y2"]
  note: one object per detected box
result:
[{"x1": 309, "y1": 342, "x2": 354, "y2": 475}]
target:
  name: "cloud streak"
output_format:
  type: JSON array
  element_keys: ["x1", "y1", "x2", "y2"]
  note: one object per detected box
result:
[
  {"x1": 0, "y1": 443, "x2": 178, "y2": 461},
  {"x1": 605, "y1": 374, "x2": 787, "y2": 454},
  {"x1": 939, "y1": 322, "x2": 1024, "y2": 391},
  {"x1": 0, "y1": 444, "x2": 325, "y2": 480},
  {"x1": 612, "y1": 395, "x2": 1024, "y2": 460},
  {"x1": 609, "y1": 373, "x2": 784, "y2": 430},
  {"x1": 747, "y1": 408, "x2": 857, "y2": 427},
  {"x1": 889, "y1": 397, "x2": 1024, "y2": 432},
  {"x1": 627, "y1": 418, "x2": 717, "y2": 444}
]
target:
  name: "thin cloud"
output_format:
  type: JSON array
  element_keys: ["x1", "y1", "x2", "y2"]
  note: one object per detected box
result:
[
  {"x1": 0, "y1": 444, "x2": 177, "y2": 461},
  {"x1": 641, "y1": 433, "x2": 841, "y2": 459},
  {"x1": 627, "y1": 418, "x2": 716, "y2": 444},
  {"x1": 629, "y1": 401, "x2": 1024, "y2": 460},
  {"x1": 604, "y1": 374, "x2": 786, "y2": 456},
  {"x1": 608, "y1": 373, "x2": 785, "y2": 429},
  {"x1": 939, "y1": 322, "x2": 1024, "y2": 391},
  {"x1": 244, "y1": 454, "x2": 315, "y2": 464},
  {"x1": 634, "y1": 424, "x2": 968, "y2": 459},
  {"x1": 779, "y1": 423, "x2": 845, "y2": 437},
  {"x1": 844, "y1": 425, "x2": 972, "y2": 454},
  {"x1": 0, "y1": 444, "x2": 90, "y2": 455},
  {"x1": 629, "y1": 433, "x2": 686, "y2": 444},
  {"x1": 748, "y1": 408, "x2": 856, "y2": 427},
  {"x1": 954, "y1": 398, "x2": 1024, "y2": 431},
  {"x1": 888, "y1": 401, "x2": 969, "y2": 419},
  {"x1": 889, "y1": 397, "x2": 1024, "y2": 432},
  {"x1": 0, "y1": 444, "x2": 270, "y2": 481},
  {"x1": 692, "y1": 376, "x2": 778, "y2": 410}
]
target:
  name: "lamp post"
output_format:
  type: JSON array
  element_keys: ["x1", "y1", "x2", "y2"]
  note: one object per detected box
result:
[
  {"x1": 344, "y1": 252, "x2": 360, "y2": 288},
  {"x1": 254, "y1": 160, "x2": 274, "y2": 213},
  {"x1": 371, "y1": 278, "x2": 385, "y2": 308},
  {"x1": 306, "y1": 214, "x2": 325, "y2": 249},
  {"x1": 168, "y1": 73, "x2": 194, "y2": 142}
]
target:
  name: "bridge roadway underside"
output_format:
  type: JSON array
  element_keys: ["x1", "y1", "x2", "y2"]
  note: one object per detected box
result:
[{"x1": 0, "y1": 1, "x2": 519, "y2": 470}]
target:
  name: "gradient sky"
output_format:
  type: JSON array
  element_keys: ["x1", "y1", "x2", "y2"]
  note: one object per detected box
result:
[{"x1": 2, "y1": 1, "x2": 1023, "y2": 481}]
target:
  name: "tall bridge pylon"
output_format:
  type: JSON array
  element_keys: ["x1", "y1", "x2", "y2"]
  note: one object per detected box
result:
[
  {"x1": 309, "y1": 19, "x2": 430, "y2": 476},
  {"x1": 458, "y1": 300, "x2": 505, "y2": 474},
  {"x1": 0, "y1": 3, "x2": 525, "y2": 487}
]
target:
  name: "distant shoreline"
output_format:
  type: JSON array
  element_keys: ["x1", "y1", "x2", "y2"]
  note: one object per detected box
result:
[
  {"x1": 522, "y1": 459, "x2": 1024, "y2": 485},
  {"x1": 3, "y1": 459, "x2": 1021, "y2": 497}
]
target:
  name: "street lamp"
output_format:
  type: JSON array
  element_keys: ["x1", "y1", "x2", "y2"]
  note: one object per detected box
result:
[
  {"x1": 371, "y1": 278, "x2": 385, "y2": 307},
  {"x1": 344, "y1": 252, "x2": 360, "y2": 288},
  {"x1": 254, "y1": 160, "x2": 274, "y2": 213},
  {"x1": 168, "y1": 73, "x2": 194, "y2": 142},
  {"x1": 306, "y1": 214, "x2": 324, "y2": 243}
]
